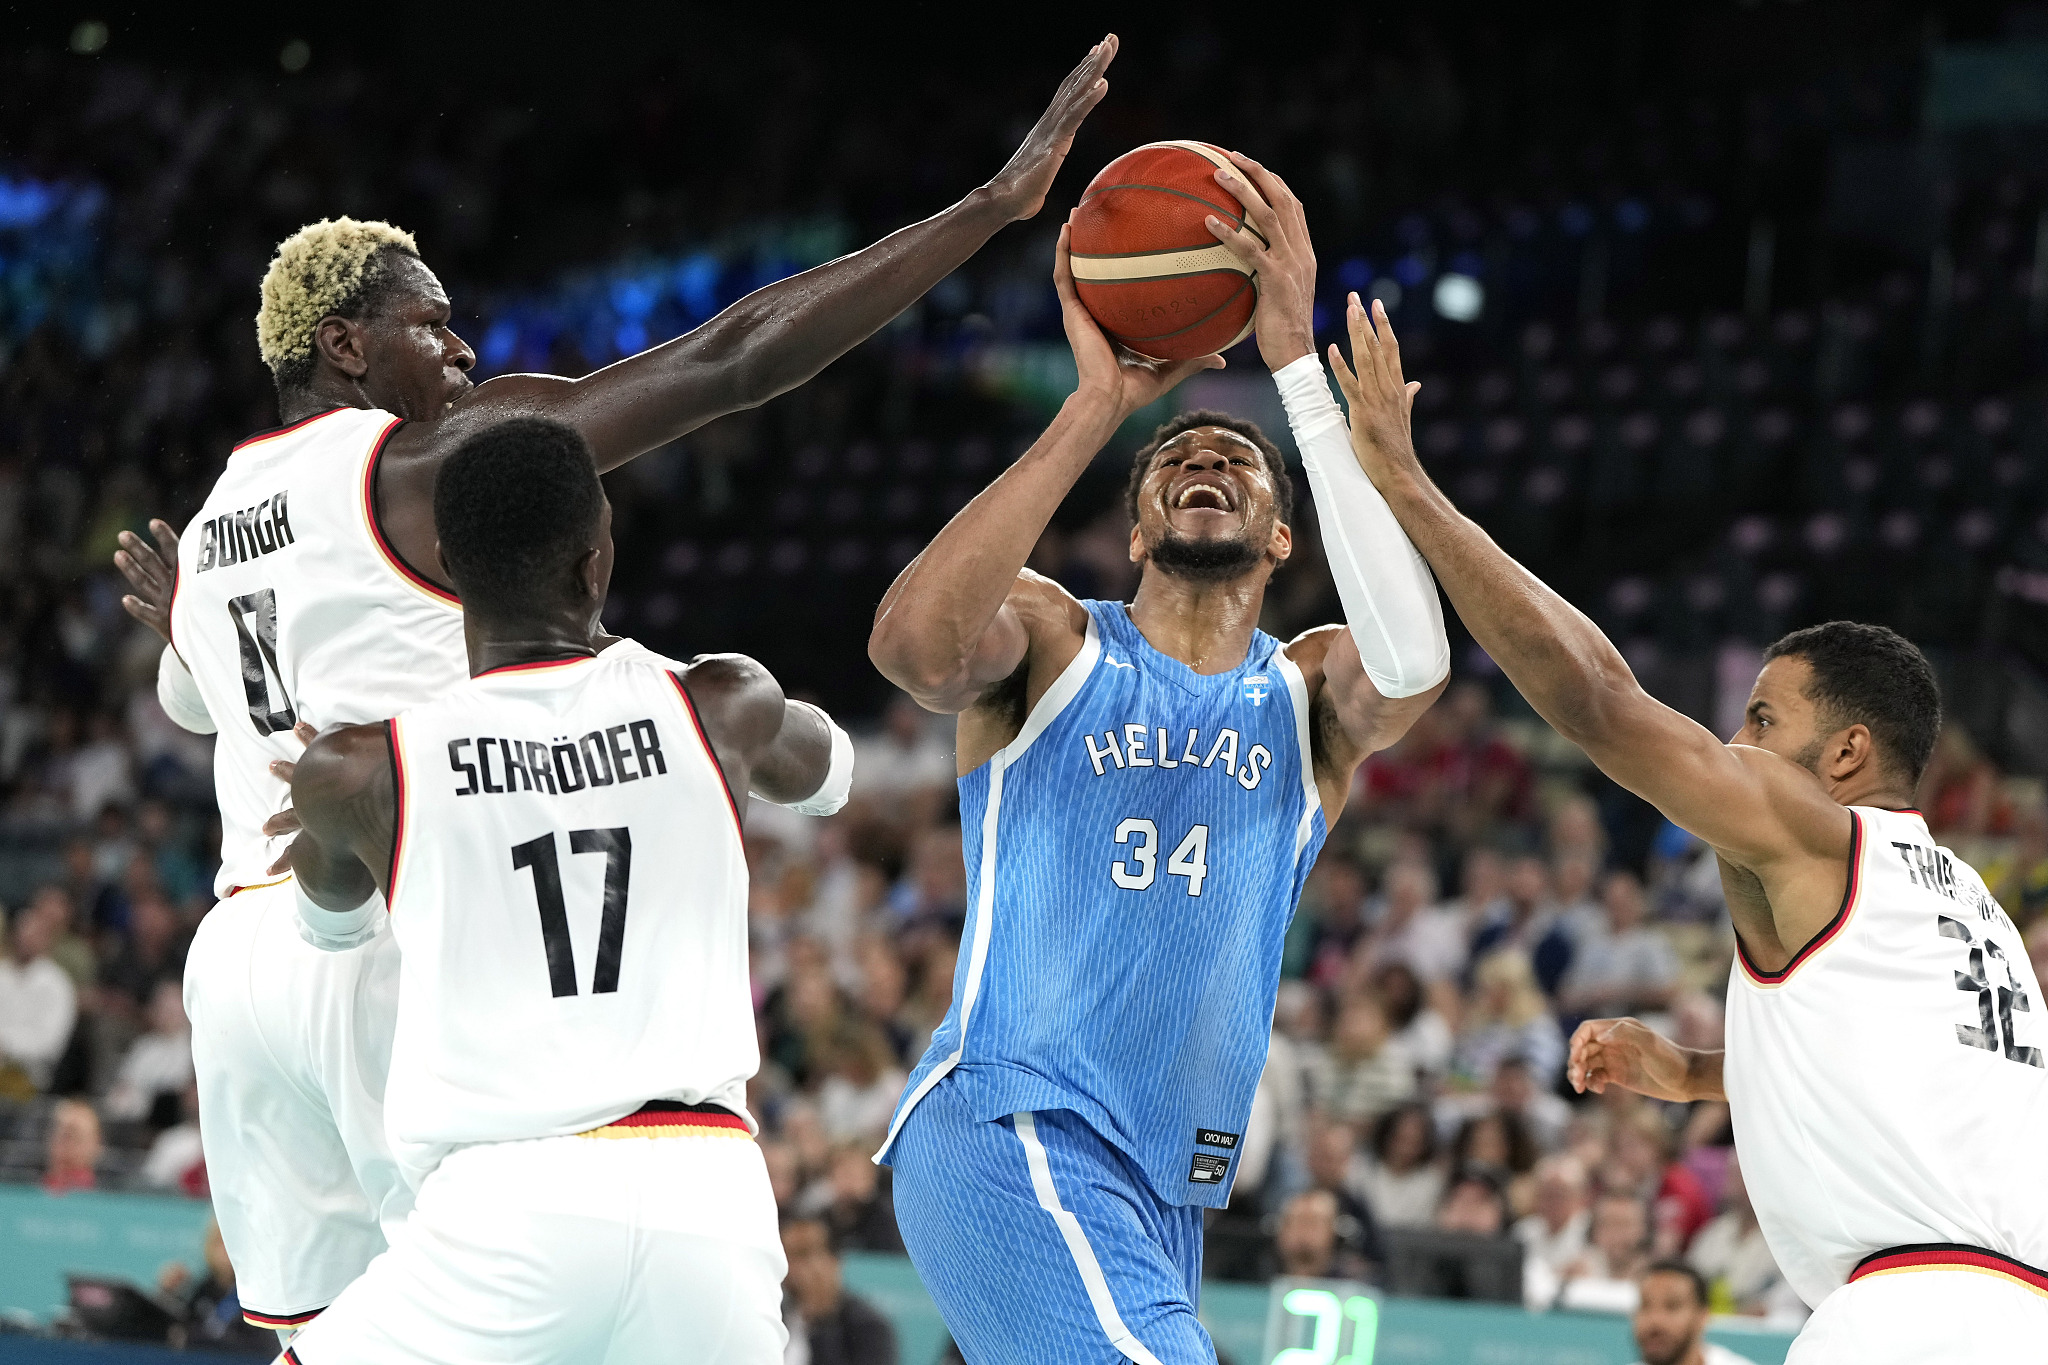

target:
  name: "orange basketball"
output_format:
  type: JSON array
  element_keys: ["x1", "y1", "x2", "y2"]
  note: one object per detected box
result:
[{"x1": 1068, "y1": 140, "x2": 1265, "y2": 362}]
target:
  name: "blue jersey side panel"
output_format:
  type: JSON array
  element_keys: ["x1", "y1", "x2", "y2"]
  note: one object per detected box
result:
[{"x1": 881, "y1": 600, "x2": 1328, "y2": 1208}]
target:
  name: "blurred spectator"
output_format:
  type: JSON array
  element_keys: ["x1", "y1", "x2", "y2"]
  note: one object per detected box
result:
[
  {"x1": 1370, "y1": 962, "x2": 1455, "y2": 1081},
  {"x1": 782, "y1": 1215, "x2": 898, "y2": 1365},
  {"x1": 1290, "y1": 1118, "x2": 1385, "y2": 1276},
  {"x1": 1453, "y1": 951, "x2": 1565, "y2": 1087},
  {"x1": 104, "y1": 978, "x2": 193, "y2": 1123},
  {"x1": 1266, "y1": 1189, "x2": 1367, "y2": 1281},
  {"x1": 1489, "y1": 1054, "x2": 1572, "y2": 1151},
  {"x1": 815, "y1": 1023, "x2": 907, "y2": 1143},
  {"x1": 1558, "y1": 871, "x2": 1680, "y2": 1021},
  {"x1": 157, "y1": 1219, "x2": 274, "y2": 1355},
  {"x1": 1435, "y1": 1167, "x2": 1511, "y2": 1237},
  {"x1": 1608, "y1": 1110, "x2": 1714, "y2": 1254},
  {"x1": 0, "y1": 900, "x2": 78, "y2": 1095},
  {"x1": 1296, "y1": 859, "x2": 1371, "y2": 988},
  {"x1": 43, "y1": 1097, "x2": 101, "y2": 1192},
  {"x1": 850, "y1": 696, "x2": 954, "y2": 804},
  {"x1": 1450, "y1": 1110, "x2": 1539, "y2": 1214},
  {"x1": 1469, "y1": 860, "x2": 1574, "y2": 994},
  {"x1": 1358, "y1": 861, "x2": 1467, "y2": 987},
  {"x1": 97, "y1": 886, "x2": 188, "y2": 1015},
  {"x1": 140, "y1": 1079, "x2": 206, "y2": 1195},
  {"x1": 1557, "y1": 1192, "x2": 1652, "y2": 1311},
  {"x1": 1515, "y1": 1154, "x2": 1591, "y2": 1310},
  {"x1": 1628, "y1": 1260, "x2": 1760, "y2": 1365},
  {"x1": 799, "y1": 1141, "x2": 905, "y2": 1254},
  {"x1": 1360, "y1": 1103, "x2": 1444, "y2": 1229},
  {"x1": 1306, "y1": 991, "x2": 1416, "y2": 1125},
  {"x1": 31, "y1": 884, "x2": 97, "y2": 989}
]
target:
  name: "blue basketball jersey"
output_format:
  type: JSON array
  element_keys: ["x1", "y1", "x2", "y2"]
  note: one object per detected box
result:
[{"x1": 878, "y1": 599, "x2": 1328, "y2": 1208}]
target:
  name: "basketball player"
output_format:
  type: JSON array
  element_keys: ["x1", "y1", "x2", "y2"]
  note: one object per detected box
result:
[
  {"x1": 869, "y1": 154, "x2": 1450, "y2": 1363},
  {"x1": 276, "y1": 417, "x2": 836, "y2": 1362},
  {"x1": 113, "y1": 37, "x2": 1118, "y2": 1336},
  {"x1": 1331, "y1": 294, "x2": 2048, "y2": 1361}
]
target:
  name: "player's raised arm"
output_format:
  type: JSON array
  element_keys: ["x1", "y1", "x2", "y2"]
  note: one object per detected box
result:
[
  {"x1": 288, "y1": 722, "x2": 397, "y2": 926},
  {"x1": 1328, "y1": 298, "x2": 1851, "y2": 924},
  {"x1": 677, "y1": 653, "x2": 852, "y2": 817},
  {"x1": 456, "y1": 39, "x2": 1121, "y2": 471},
  {"x1": 1204, "y1": 152, "x2": 1450, "y2": 780},
  {"x1": 867, "y1": 227, "x2": 1222, "y2": 714}
]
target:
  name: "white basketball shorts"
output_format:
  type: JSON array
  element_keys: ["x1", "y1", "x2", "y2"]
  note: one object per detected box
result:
[
  {"x1": 280, "y1": 1116, "x2": 787, "y2": 1365},
  {"x1": 1789, "y1": 1246, "x2": 2048, "y2": 1363},
  {"x1": 184, "y1": 878, "x2": 408, "y2": 1328}
]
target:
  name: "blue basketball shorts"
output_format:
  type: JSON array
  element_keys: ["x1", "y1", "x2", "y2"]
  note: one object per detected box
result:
[{"x1": 886, "y1": 1073, "x2": 1214, "y2": 1365}]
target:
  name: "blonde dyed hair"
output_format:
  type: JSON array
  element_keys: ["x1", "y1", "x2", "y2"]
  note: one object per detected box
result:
[{"x1": 255, "y1": 217, "x2": 419, "y2": 379}]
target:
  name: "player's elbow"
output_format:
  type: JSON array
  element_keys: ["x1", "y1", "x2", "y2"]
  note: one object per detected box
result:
[{"x1": 866, "y1": 627, "x2": 960, "y2": 709}]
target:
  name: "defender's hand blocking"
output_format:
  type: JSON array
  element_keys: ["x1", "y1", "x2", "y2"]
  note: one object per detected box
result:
[
  {"x1": 1329, "y1": 296, "x2": 1425, "y2": 494},
  {"x1": 115, "y1": 519, "x2": 181, "y2": 645},
  {"x1": 1203, "y1": 151, "x2": 1316, "y2": 372},
  {"x1": 1567, "y1": 1016, "x2": 1700, "y2": 1102},
  {"x1": 985, "y1": 36, "x2": 1120, "y2": 221},
  {"x1": 1055, "y1": 224, "x2": 1222, "y2": 418}
]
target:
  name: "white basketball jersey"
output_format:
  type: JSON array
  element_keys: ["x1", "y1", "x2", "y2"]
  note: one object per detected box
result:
[
  {"x1": 1724, "y1": 806, "x2": 2048, "y2": 1306},
  {"x1": 169, "y1": 407, "x2": 467, "y2": 896},
  {"x1": 381, "y1": 649, "x2": 755, "y2": 1173}
]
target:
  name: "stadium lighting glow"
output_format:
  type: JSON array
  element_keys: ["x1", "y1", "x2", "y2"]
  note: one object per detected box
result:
[{"x1": 1434, "y1": 272, "x2": 1484, "y2": 322}]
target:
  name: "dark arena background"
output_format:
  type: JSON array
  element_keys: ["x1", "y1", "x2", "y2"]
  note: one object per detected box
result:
[{"x1": 1, "y1": 4, "x2": 2046, "y2": 1362}]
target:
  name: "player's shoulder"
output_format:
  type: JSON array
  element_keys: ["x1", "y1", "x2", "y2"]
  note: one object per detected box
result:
[
  {"x1": 671, "y1": 651, "x2": 787, "y2": 749},
  {"x1": 1009, "y1": 568, "x2": 1092, "y2": 640}
]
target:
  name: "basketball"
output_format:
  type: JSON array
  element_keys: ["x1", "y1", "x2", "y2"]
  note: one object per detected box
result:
[{"x1": 1068, "y1": 140, "x2": 1266, "y2": 361}]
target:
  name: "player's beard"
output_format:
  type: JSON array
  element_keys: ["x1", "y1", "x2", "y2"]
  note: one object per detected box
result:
[
  {"x1": 1638, "y1": 1339, "x2": 1690, "y2": 1365},
  {"x1": 1146, "y1": 529, "x2": 1263, "y2": 582}
]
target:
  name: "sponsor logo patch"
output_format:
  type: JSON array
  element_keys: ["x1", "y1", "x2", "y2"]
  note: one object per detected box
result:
[
  {"x1": 1188, "y1": 1153, "x2": 1231, "y2": 1184},
  {"x1": 1195, "y1": 1128, "x2": 1241, "y2": 1150}
]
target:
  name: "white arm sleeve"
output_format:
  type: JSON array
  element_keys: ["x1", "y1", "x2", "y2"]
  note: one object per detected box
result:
[
  {"x1": 758, "y1": 701, "x2": 853, "y2": 817},
  {"x1": 156, "y1": 644, "x2": 216, "y2": 734},
  {"x1": 294, "y1": 879, "x2": 384, "y2": 952},
  {"x1": 1275, "y1": 354, "x2": 1451, "y2": 699}
]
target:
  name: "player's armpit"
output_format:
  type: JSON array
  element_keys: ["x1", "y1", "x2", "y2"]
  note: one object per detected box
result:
[
  {"x1": 875, "y1": 570, "x2": 1076, "y2": 718},
  {"x1": 1295, "y1": 626, "x2": 1446, "y2": 782}
]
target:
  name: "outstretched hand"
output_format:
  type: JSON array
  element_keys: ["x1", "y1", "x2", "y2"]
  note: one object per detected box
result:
[
  {"x1": 115, "y1": 519, "x2": 181, "y2": 645},
  {"x1": 262, "y1": 721, "x2": 321, "y2": 875},
  {"x1": 1328, "y1": 295, "x2": 1425, "y2": 494},
  {"x1": 1203, "y1": 150, "x2": 1316, "y2": 372},
  {"x1": 1566, "y1": 1016, "x2": 1698, "y2": 1101},
  {"x1": 985, "y1": 36, "x2": 1119, "y2": 222},
  {"x1": 1055, "y1": 223, "x2": 1222, "y2": 418}
]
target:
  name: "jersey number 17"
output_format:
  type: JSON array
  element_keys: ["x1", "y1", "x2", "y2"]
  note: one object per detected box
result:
[{"x1": 511, "y1": 828, "x2": 633, "y2": 998}]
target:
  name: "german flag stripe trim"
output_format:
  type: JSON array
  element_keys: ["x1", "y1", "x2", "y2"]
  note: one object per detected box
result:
[
  {"x1": 359, "y1": 418, "x2": 460, "y2": 607},
  {"x1": 579, "y1": 1104, "x2": 751, "y2": 1140},
  {"x1": 1737, "y1": 808, "x2": 1862, "y2": 986},
  {"x1": 243, "y1": 1306, "x2": 324, "y2": 1327},
  {"x1": 232, "y1": 406, "x2": 349, "y2": 453},
  {"x1": 281, "y1": 1348, "x2": 305, "y2": 1364},
  {"x1": 385, "y1": 717, "x2": 408, "y2": 902},
  {"x1": 1850, "y1": 1244, "x2": 2048, "y2": 1298},
  {"x1": 667, "y1": 672, "x2": 744, "y2": 837}
]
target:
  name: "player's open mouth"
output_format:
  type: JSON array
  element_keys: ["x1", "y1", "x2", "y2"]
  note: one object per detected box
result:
[{"x1": 1170, "y1": 482, "x2": 1234, "y2": 513}]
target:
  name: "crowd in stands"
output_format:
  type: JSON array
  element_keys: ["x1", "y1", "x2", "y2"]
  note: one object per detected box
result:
[{"x1": 10, "y1": 7, "x2": 2048, "y2": 1353}]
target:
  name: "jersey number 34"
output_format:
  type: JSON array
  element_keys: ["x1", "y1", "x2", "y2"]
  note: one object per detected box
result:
[{"x1": 1112, "y1": 819, "x2": 1210, "y2": 896}]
